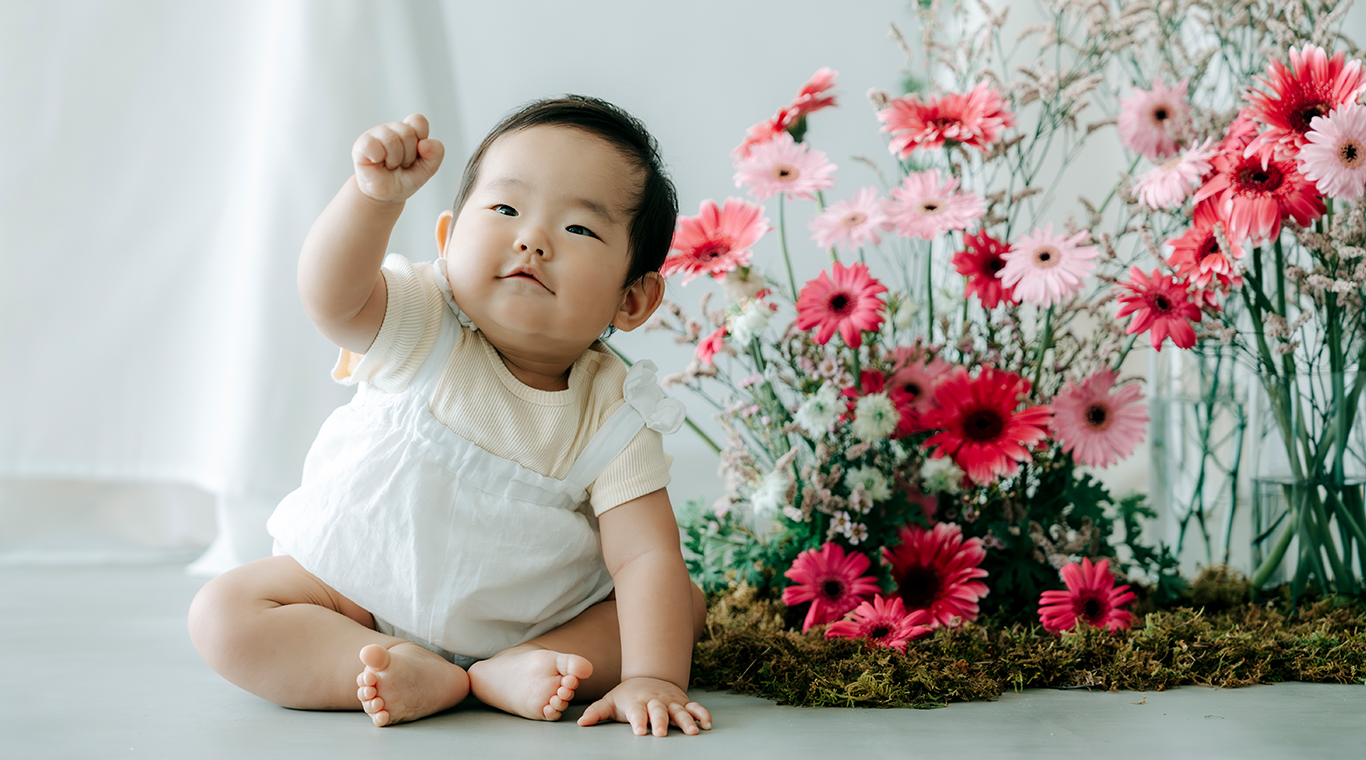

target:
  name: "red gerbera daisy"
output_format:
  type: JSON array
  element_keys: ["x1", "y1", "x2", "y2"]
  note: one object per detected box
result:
[
  {"x1": 881, "y1": 523, "x2": 990, "y2": 628},
  {"x1": 825, "y1": 594, "x2": 933, "y2": 653},
  {"x1": 1038, "y1": 558, "x2": 1137, "y2": 633},
  {"x1": 952, "y1": 229, "x2": 1017, "y2": 309},
  {"x1": 877, "y1": 81, "x2": 1015, "y2": 158},
  {"x1": 795, "y1": 261, "x2": 888, "y2": 348},
  {"x1": 921, "y1": 367, "x2": 1053, "y2": 485},
  {"x1": 662, "y1": 198, "x2": 770, "y2": 284},
  {"x1": 1166, "y1": 201, "x2": 1247, "y2": 291},
  {"x1": 1194, "y1": 113, "x2": 1327, "y2": 242},
  {"x1": 1244, "y1": 45, "x2": 1366, "y2": 159},
  {"x1": 782, "y1": 542, "x2": 882, "y2": 633},
  {"x1": 1115, "y1": 267, "x2": 1202, "y2": 351}
]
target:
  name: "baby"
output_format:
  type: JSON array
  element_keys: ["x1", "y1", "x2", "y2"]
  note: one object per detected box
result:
[{"x1": 189, "y1": 96, "x2": 711, "y2": 737}]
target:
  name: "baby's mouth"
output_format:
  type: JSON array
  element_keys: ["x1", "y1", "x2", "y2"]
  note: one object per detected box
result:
[{"x1": 504, "y1": 270, "x2": 551, "y2": 292}]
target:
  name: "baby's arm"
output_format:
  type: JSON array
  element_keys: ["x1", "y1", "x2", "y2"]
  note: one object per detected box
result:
[
  {"x1": 578, "y1": 488, "x2": 712, "y2": 736},
  {"x1": 298, "y1": 114, "x2": 445, "y2": 353}
]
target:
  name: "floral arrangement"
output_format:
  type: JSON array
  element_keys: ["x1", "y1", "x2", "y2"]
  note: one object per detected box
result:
[{"x1": 638, "y1": 0, "x2": 1366, "y2": 654}]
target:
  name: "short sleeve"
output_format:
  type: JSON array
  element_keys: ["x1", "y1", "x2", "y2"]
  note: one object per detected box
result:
[
  {"x1": 588, "y1": 423, "x2": 673, "y2": 516},
  {"x1": 332, "y1": 254, "x2": 446, "y2": 392}
]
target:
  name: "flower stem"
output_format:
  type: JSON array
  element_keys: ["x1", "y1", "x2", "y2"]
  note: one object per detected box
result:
[
  {"x1": 778, "y1": 194, "x2": 798, "y2": 301},
  {"x1": 1033, "y1": 306, "x2": 1055, "y2": 394}
]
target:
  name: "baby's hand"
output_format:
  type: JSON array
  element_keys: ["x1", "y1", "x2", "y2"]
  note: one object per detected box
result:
[
  {"x1": 577, "y1": 677, "x2": 712, "y2": 737},
  {"x1": 351, "y1": 114, "x2": 445, "y2": 203}
]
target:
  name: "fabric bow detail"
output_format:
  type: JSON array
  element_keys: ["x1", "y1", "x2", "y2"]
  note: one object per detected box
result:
[{"x1": 623, "y1": 360, "x2": 685, "y2": 434}]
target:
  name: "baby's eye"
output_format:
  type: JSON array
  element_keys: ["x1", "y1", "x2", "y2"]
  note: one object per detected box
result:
[
  {"x1": 567, "y1": 224, "x2": 598, "y2": 238},
  {"x1": 492, "y1": 204, "x2": 518, "y2": 216}
]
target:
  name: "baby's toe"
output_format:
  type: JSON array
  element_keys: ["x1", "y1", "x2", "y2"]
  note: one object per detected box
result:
[{"x1": 358, "y1": 685, "x2": 377, "y2": 701}]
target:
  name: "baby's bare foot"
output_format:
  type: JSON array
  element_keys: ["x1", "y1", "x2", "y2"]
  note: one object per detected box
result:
[
  {"x1": 467, "y1": 645, "x2": 593, "y2": 721},
  {"x1": 355, "y1": 642, "x2": 470, "y2": 727}
]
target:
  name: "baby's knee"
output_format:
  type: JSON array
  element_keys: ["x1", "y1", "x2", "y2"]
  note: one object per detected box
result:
[{"x1": 187, "y1": 568, "x2": 257, "y2": 668}]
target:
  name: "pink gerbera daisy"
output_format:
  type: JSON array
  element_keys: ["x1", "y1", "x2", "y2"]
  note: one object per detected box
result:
[
  {"x1": 809, "y1": 187, "x2": 891, "y2": 251},
  {"x1": 662, "y1": 198, "x2": 770, "y2": 284},
  {"x1": 886, "y1": 170, "x2": 985, "y2": 240},
  {"x1": 997, "y1": 223, "x2": 1099, "y2": 306},
  {"x1": 881, "y1": 523, "x2": 990, "y2": 628},
  {"x1": 952, "y1": 229, "x2": 1017, "y2": 309},
  {"x1": 921, "y1": 367, "x2": 1054, "y2": 485},
  {"x1": 1194, "y1": 133, "x2": 1326, "y2": 243},
  {"x1": 1133, "y1": 138, "x2": 1216, "y2": 210},
  {"x1": 825, "y1": 594, "x2": 933, "y2": 653},
  {"x1": 782, "y1": 542, "x2": 882, "y2": 633},
  {"x1": 1038, "y1": 558, "x2": 1137, "y2": 633},
  {"x1": 1050, "y1": 369, "x2": 1149, "y2": 469},
  {"x1": 884, "y1": 352, "x2": 951, "y2": 435},
  {"x1": 1118, "y1": 78, "x2": 1193, "y2": 161},
  {"x1": 733, "y1": 132, "x2": 837, "y2": 202},
  {"x1": 1166, "y1": 201, "x2": 1247, "y2": 291},
  {"x1": 1244, "y1": 45, "x2": 1366, "y2": 159},
  {"x1": 1115, "y1": 267, "x2": 1202, "y2": 351},
  {"x1": 695, "y1": 326, "x2": 728, "y2": 366},
  {"x1": 1298, "y1": 103, "x2": 1366, "y2": 200},
  {"x1": 877, "y1": 81, "x2": 1015, "y2": 158},
  {"x1": 795, "y1": 261, "x2": 888, "y2": 348}
]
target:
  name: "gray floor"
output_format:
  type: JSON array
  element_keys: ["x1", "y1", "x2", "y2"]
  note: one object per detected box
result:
[{"x1": 4, "y1": 564, "x2": 1363, "y2": 760}]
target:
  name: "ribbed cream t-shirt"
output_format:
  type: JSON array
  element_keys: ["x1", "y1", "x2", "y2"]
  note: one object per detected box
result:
[{"x1": 332, "y1": 254, "x2": 671, "y2": 516}]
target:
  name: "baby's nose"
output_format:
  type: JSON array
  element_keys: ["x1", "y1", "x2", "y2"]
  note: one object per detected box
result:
[{"x1": 519, "y1": 243, "x2": 545, "y2": 256}]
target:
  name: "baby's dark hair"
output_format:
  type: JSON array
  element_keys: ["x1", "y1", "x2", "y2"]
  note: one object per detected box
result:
[{"x1": 451, "y1": 95, "x2": 678, "y2": 288}]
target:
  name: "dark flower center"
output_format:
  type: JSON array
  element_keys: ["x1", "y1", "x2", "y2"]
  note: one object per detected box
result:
[
  {"x1": 1085, "y1": 403, "x2": 1110, "y2": 429},
  {"x1": 774, "y1": 164, "x2": 797, "y2": 180},
  {"x1": 1342, "y1": 140, "x2": 1362, "y2": 169},
  {"x1": 901, "y1": 382, "x2": 923, "y2": 398},
  {"x1": 843, "y1": 212, "x2": 868, "y2": 227},
  {"x1": 963, "y1": 408, "x2": 1005, "y2": 441},
  {"x1": 1152, "y1": 106, "x2": 1169, "y2": 122},
  {"x1": 896, "y1": 565, "x2": 941, "y2": 609},
  {"x1": 1032, "y1": 246, "x2": 1061, "y2": 268},
  {"x1": 1198, "y1": 235, "x2": 1221, "y2": 259},
  {"x1": 1081, "y1": 596, "x2": 1104, "y2": 621},
  {"x1": 919, "y1": 200, "x2": 942, "y2": 215},
  {"x1": 1152, "y1": 294, "x2": 1171, "y2": 312},
  {"x1": 1294, "y1": 100, "x2": 1331, "y2": 132},
  {"x1": 1236, "y1": 163, "x2": 1284, "y2": 193},
  {"x1": 822, "y1": 579, "x2": 847, "y2": 600},
  {"x1": 828, "y1": 292, "x2": 852, "y2": 315},
  {"x1": 987, "y1": 257, "x2": 1005, "y2": 273},
  {"x1": 868, "y1": 625, "x2": 892, "y2": 639},
  {"x1": 697, "y1": 244, "x2": 728, "y2": 261}
]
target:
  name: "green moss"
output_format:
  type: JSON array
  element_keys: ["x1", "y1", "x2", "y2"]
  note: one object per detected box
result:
[{"x1": 690, "y1": 585, "x2": 1366, "y2": 708}]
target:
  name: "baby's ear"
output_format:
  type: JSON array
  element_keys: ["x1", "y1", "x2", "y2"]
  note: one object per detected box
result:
[
  {"x1": 435, "y1": 210, "x2": 455, "y2": 257},
  {"x1": 612, "y1": 272, "x2": 665, "y2": 332}
]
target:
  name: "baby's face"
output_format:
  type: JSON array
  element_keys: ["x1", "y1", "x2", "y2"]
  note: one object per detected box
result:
[{"x1": 442, "y1": 126, "x2": 641, "y2": 359}]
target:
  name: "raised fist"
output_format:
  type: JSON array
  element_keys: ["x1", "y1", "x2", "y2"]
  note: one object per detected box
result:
[{"x1": 351, "y1": 114, "x2": 445, "y2": 203}]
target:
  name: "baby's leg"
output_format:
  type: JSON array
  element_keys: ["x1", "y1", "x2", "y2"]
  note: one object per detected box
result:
[
  {"x1": 188, "y1": 555, "x2": 469, "y2": 725},
  {"x1": 466, "y1": 583, "x2": 706, "y2": 721}
]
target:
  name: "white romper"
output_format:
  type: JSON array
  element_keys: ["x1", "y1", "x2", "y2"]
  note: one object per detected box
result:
[{"x1": 267, "y1": 266, "x2": 684, "y2": 664}]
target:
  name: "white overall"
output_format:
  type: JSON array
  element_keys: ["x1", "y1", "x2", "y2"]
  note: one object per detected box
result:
[{"x1": 267, "y1": 290, "x2": 683, "y2": 664}]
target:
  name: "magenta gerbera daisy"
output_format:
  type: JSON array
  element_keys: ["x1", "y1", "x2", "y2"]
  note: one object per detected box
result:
[
  {"x1": 782, "y1": 542, "x2": 882, "y2": 633},
  {"x1": 1038, "y1": 558, "x2": 1137, "y2": 633},
  {"x1": 881, "y1": 523, "x2": 990, "y2": 628},
  {"x1": 1115, "y1": 267, "x2": 1203, "y2": 351},
  {"x1": 952, "y1": 229, "x2": 1017, "y2": 309},
  {"x1": 1118, "y1": 78, "x2": 1193, "y2": 161},
  {"x1": 1166, "y1": 202, "x2": 1247, "y2": 291},
  {"x1": 825, "y1": 594, "x2": 933, "y2": 653},
  {"x1": 1244, "y1": 45, "x2": 1366, "y2": 159},
  {"x1": 886, "y1": 169, "x2": 985, "y2": 240},
  {"x1": 1133, "y1": 138, "x2": 1216, "y2": 210},
  {"x1": 885, "y1": 352, "x2": 951, "y2": 434},
  {"x1": 733, "y1": 132, "x2": 837, "y2": 202},
  {"x1": 795, "y1": 261, "x2": 888, "y2": 348},
  {"x1": 1194, "y1": 133, "x2": 1326, "y2": 243},
  {"x1": 921, "y1": 367, "x2": 1054, "y2": 486},
  {"x1": 809, "y1": 187, "x2": 891, "y2": 251},
  {"x1": 662, "y1": 198, "x2": 770, "y2": 284},
  {"x1": 997, "y1": 223, "x2": 1099, "y2": 306},
  {"x1": 1298, "y1": 103, "x2": 1366, "y2": 200},
  {"x1": 877, "y1": 81, "x2": 1015, "y2": 158},
  {"x1": 1050, "y1": 369, "x2": 1149, "y2": 469}
]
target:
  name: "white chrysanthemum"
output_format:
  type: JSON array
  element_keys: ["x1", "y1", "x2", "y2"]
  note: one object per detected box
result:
[
  {"x1": 749, "y1": 470, "x2": 790, "y2": 516},
  {"x1": 727, "y1": 299, "x2": 772, "y2": 344},
  {"x1": 845, "y1": 466, "x2": 892, "y2": 501},
  {"x1": 793, "y1": 384, "x2": 842, "y2": 436},
  {"x1": 851, "y1": 392, "x2": 900, "y2": 441},
  {"x1": 920, "y1": 457, "x2": 964, "y2": 494}
]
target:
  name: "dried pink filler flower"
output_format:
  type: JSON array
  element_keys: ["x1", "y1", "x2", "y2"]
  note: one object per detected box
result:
[
  {"x1": 795, "y1": 261, "x2": 888, "y2": 348},
  {"x1": 881, "y1": 522, "x2": 990, "y2": 628},
  {"x1": 1118, "y1": 78, "x2": 1192, "y2": 161},
  {"x1": 877, "y1": 81, "x2": 1014, "y2": 158},
  {"x1": 1115, "y1": 267, "x2": 1203, "y2": 351},
  {"x1": 1133, "y1": 139, "x2": 1216, "y2": 210},
  {"x1": 1298, "y1": 103, "x2": 1366, "y2": 200},
  {"x1": 782, "y1": 542, "x2": 882, "y2": 633},
  {"x1": 997, "y1": 223, "x2": 1099, "y2": 306},
  {"x1": 1050, "y1": 369, "x2": 1149, "y2": 469},
  {"x1": 825, "y1": 594, "x2": 932, "y2": 653},
  {"x1": 1038, "y1": 558, "x2": 1137, "y2": 633},
  {"x1": 809, "y1": 187, "x2": 891, "y2": 252},
  {"x1": 662, "y1": 198, "x2": 770, "y2": 284},
  {"x1": 733, "y1": 132, "x2": 837, "y2": 202},
  {"x1": 886, "y1": 169, "x2": 985, "y2": 240}
]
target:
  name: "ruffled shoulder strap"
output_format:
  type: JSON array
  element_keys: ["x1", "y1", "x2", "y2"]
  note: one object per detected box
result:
[
  {"x1": 562, "y1": 360, "x2": 684, "y2": 493},
  {"x1": 432, "y1": 257, "x2": 480, "y2": 333}
]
